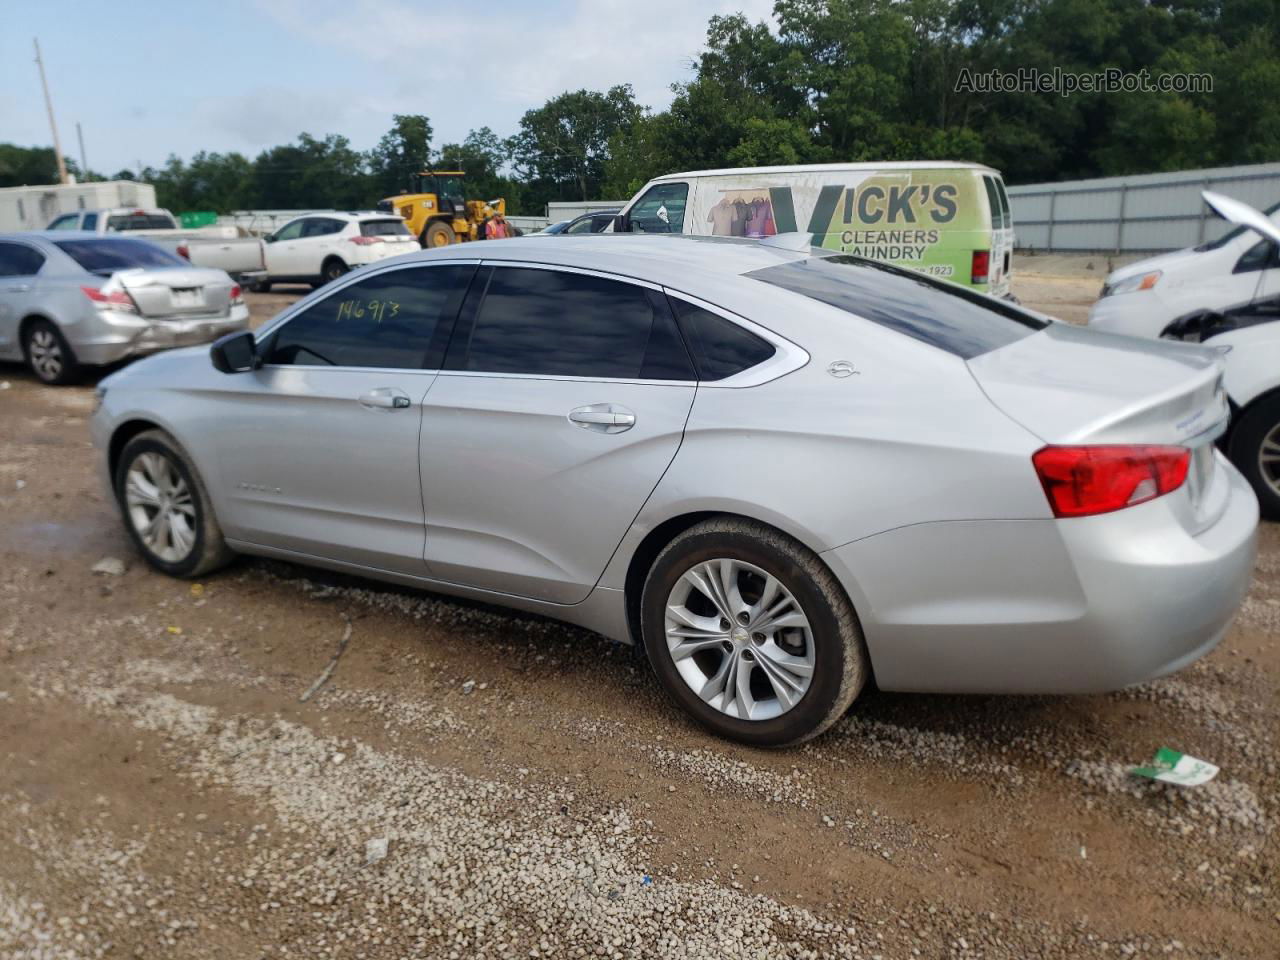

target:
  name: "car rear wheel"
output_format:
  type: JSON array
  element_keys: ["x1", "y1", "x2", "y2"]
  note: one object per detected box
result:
[
  {"x1": 320, "y1": 258, "x2": 348, "y2": 285},
  {"x1": 1229, "y1": 392, "x2": 1280, "y2": 520},
  {"x1": 23, "y1": 319, "x2": 78, "y2": 385},
  {"x1": 423, "y1": 221, "x2": 455, "y2": 248},
  {"x1": 641, "y1": 518, "x2": 869, "y2": 746},
  {"x1": 251, "y1": 279, "x2": 272, "y2": 293},
  {"x1": 115, "y1": 429, "x2": 236, "y2": 578}
]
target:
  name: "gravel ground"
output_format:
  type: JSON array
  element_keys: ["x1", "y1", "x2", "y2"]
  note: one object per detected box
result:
[{"x1": 1, "y1": 271, "x2": 1277, "y2": 959}]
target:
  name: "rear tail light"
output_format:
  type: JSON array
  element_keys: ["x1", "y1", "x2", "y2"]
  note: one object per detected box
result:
[
  {"x1": 81, "y1": 285, "x2": 138, "y2": 314},
  {"x1": 1032, "y1": 445, "x2": 1190, "y2": 518},
  {"x1": 176, "y1": 243, "x2": 190, "y2": 260},
  {"x1": 230, "y1": 283, "x2": 244, "y2": 305},
  {"x1": 971, "y1": 250, "x2": 990, "y2": 284},
  {"x1": 349, "y1": 235, "x2": 384, "y2": 245}
]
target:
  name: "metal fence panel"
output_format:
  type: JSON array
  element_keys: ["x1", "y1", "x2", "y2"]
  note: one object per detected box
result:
[{"x1": 1008, "y1": 162, "x2": 1280, "y2": 253}]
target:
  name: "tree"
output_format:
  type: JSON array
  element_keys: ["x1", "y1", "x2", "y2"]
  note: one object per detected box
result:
[
  {"x1": 0, "y1": 143, "x2": 73, "y2": 187},
  {"x1": 509, "y1": 85, "x2": 643, "y2": 204},
  {"x1": 368, "y1": 114, "x2": 433, "y2": 198},
  {"x1": 438, "y1": 127, "x2": 524, "y2": 210}
]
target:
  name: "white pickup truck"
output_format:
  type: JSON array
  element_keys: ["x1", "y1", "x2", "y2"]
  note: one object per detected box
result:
[{"x1": 46, "y1": 208, "x2": 266, "y2": 285}]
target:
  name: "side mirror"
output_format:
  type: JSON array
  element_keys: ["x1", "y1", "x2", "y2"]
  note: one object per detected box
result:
[
  {"x1": 611, "y1": 213, "x2": 629, "y2": 233},
  {"x1": 210, "y1": 330, "x2": 259, "y2": 374}
]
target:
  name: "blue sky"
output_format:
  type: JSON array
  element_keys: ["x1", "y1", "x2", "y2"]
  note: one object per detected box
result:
[{"x1": 1, "y1": 0, "x2": 775, "y2": 177}]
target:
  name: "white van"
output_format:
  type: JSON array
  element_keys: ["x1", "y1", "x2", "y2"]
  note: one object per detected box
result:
[
  {"x1": 1089, "y1": 199, "x2": 1280, "y2": 339},
  {"x1": 614, "y1": 162, "x2": 1015, "y2": 296}
]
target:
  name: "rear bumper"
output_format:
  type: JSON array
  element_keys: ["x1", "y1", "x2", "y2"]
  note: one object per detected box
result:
[
  {"x1": 823, "y1": 462, "x2": 1258, "y2": 694},
  {"x1": 72, "y1": 304, "x2": 250, "y2": 366}
]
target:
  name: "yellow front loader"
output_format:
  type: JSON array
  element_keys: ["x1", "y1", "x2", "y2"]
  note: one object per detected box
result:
[{"x1": 377, "y1": 171, "x2": 505, "y2": 247}]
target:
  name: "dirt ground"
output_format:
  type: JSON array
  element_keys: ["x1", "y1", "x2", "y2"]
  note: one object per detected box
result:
[{"x1": 1, "y1": 268, "x2": 1277, "y2": 959}]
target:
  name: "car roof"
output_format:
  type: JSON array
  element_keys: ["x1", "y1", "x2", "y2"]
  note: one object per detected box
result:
[
  {"x1": 5, "y1": 230, "x2": 102, "y2": 241},
  {"x1": 414, "y1": 233, "x2": 816, "y2": 288}
]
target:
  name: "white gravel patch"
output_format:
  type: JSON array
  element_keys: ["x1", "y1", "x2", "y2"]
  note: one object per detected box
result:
[
  {"x1": 642, "y1": 746, "x2": 816, "y2": 807},
  {"x1": 70, "y1": 683, "x2": 876, "y2": 959}
]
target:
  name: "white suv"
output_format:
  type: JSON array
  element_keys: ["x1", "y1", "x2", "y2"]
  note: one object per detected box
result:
[{"x1": 258, "y1": 213, "x2": 418, "y2": 290}]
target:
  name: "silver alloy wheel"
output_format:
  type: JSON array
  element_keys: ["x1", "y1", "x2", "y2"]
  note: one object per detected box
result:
[
  {"x1": 28, "y1": 328, "x2": 63, "y2": 381},
  {"x1": 664, "y1": 558, "x2": 815, "y2": 721},
  {"x1": 1259, "y1": 423, "x2": 1280, "y2": 498},
  {"x1": 124, "y1": 451, "x2": 197, "y2": 564}
]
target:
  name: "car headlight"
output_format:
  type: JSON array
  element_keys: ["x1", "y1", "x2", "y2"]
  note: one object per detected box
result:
[{"x1": 1104, "y1": 270, "x2": 1162, "y2": 296}]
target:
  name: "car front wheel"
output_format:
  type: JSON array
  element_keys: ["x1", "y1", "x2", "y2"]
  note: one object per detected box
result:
[
  {"x1": 1229, "y1": 392, "x2": 1280, "y2": 520},
  {"x1": 115, "y1": 429, "x2": 236, "y2": 578},
  {"x1": 641, "y1": 518, "x2": 869, "y2": 747}
]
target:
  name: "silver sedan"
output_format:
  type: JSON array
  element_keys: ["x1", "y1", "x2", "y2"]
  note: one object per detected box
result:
[
  {"x1": 0, "y1": 231, "x2": 248, "y2": 384},
  {"x1": 90, "y1": 234, "x2": 1258, "y2": 745}
]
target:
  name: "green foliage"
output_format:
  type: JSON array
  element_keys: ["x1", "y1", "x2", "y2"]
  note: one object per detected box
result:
[{"x1": 7, "y1": 0, "x2": 1279, "y2": 216}]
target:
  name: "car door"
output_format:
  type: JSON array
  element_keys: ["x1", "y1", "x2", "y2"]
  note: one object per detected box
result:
[
  {"x1": 298, "y1": 217, "x2": 345, "y2": 276},
  {"x1": 264, "y1": 218, "x2": 307, "y2": 277},
  {"x1": 0, "y1": 240, "x2": 47, "y2": 360},
  {"x1": 209, "y1": 261, "x2": 475, "y2": 573},
  {"x1": 419, "y1": 263, "x2": 698, "y2": 604}
]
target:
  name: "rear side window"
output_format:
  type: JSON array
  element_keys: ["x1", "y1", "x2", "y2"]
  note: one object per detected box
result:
[
  {"x1": 747, "y1": 255, "x2": 1046, "y2": 360},
  {"x1": 667, "y1": 297, "x2": 775, "y2": 381},
  {"x1": 301, "y1": 218, "x2": 344, "y2": 238},
  {"x1": 82, "y1": 212, "x2": 98, "y2": 231},
  {"x1": 106, "y1": 213, "x2": 176, "y2": 231},
  {"x1": 982, "y1": 177, "x2": 1007, "y2": 230},
  {"x1": 361, "y1": 219, "x2": 412, "y2": 237},
  {"x1": 53, "y1": 238, "x2": 185, "y2": 274},
  {"x1": 0, "y1": 242, "x2": 46, "y2": 277},
  {"x1": 266, "y1": 264, "x2": 474, "y2": 369},
  {"x1": 994, "y1": 179, "x2": 1011, "y2": 229},
  {"x1": 460, "y1": 267, "x2": 695, "y2": 380}
]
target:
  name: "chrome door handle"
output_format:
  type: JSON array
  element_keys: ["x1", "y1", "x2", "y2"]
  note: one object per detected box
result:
[
  {"x1": 358, "y1": 388, "x2": 412, "y2": 411},
  {"x1": 568, "y1": 403, "x2": 636, "y2": 434}
]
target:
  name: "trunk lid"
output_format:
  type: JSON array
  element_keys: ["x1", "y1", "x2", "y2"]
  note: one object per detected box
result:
[
  {"x1": 115, "y1": 267, "x2": 234, "y2": 318},
  {"x1": 968, "y1": 322, "x2": 1227, "y2": 447}
]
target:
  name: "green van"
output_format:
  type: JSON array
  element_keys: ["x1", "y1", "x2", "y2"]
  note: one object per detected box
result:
[{"x1": 615, "y1": 162, "x2": 1015, "y2": 297}]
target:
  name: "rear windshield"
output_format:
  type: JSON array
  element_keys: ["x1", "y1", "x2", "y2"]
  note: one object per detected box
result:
[
  {"x1": 360, "y1": 219, "x2": 412, "y2": 237},
  {"x1": 747, "y1": 254, "x2": 1047, "y2": 359},
  {"x1": 54, "y1": 238, "x2": 186, "y2": 275},
  {"x1": 106, "y1": 213, "x2": 177, "y2": 231}
]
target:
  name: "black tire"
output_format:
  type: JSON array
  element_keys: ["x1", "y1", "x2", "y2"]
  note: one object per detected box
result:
[
  {"x1": 640, "y1": 518, "x2": 869, "y2": 747},
  {"x1": 251, "y1": 279, "x2": 272, "y2": 293},
  {"x1": 1228, "y1": 392, "x2": 1280, "y2": 520},
  {"x1": 422, "y1": 221, "x2": 456, "y2": 248},
  {"x1": 320, "y1": 258, "x2": 348, "y2": 285},
  {"x1": 114, "y1": 429, "x2": 236, "y2": 579},
  {"x1": 23, "y1": 318, "x2": 79, "y2": 385}
]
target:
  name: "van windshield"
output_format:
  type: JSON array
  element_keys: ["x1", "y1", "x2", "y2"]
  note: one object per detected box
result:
[
  {"x1": 1198, "y1": 199, "x2": 1280, "y2": 251},
  {"x1": 747, "y1": 254, "x2": 1046, "y2": 359}
]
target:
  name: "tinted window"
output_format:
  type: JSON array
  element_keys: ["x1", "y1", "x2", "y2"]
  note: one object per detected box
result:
[
  {"x1": 361, "y1": 219, "x2": 412, "y2": 237},
  {"x1": 301, "y1": 218, "x2": 342, "y2": 238},
  {"x1": 48, "y1": 214, "x2": 79, "y2": 230},
  {"x1": 265, "y1": 265, "x2": 473, "y2": 369},
  {"x1": 462, "y1": 267, "x2": 695, "y2": 380},
  {"x1": 668, "y1": 297, "x2": 775, "y2": 380},
  {"x1": 82, "y1": 212, "x2": 98, "y2": 231},
  {"x1": 53, "y1": 238, "x2": 185, "y2": 275},
  {"x1": 273, "y1": 220, "x2": 305, "y2": 241},
  {"x1": 0, "y1": 242, "x2": 46, "y2": 277},
  {"x1": 1235, "y1": 238, "x2": 1276, "y2": 273},
  {"x1": 106, "y1": 213, "x2": 176, "y2": 230},
  {"x1": 982, "y1": 177, "x2": 1006, "y2": 230},
  {"x1": 995, "y1": 179, "x2": 1012, "y2": 229},
  {"x1": 627, "y1": 182, "x2": 688, "y2": 233},
  {"x1": 565, "y1": 216, "x2": 596, "y2": 234},
  {"x1": 748, "y1": 255, "x2": 1046, "y2": 360}
]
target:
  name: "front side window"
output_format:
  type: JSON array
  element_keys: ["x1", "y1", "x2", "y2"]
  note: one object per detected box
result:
[
  {"x1": 0, "y1": 242, "x2": 46, "y2": 277},
  {"x1": 54, "y1": 238, "x2": 185, "y2": 275},
  {"x1": 627, "y1": 182, "x2": 688, "y2": 234},
  {"x1": 565, "y1": 216, "x2": 596, "y2": 235},
  {"x1": 48, "y1": 214, "x2": 79, "y2": 230},
  {"x1": 265, "y1": 264, "x2": 474, "y2": 369},
  {"x1": 1235, "y1": 237, "x2": 1277, "y2": 273},
  {"x1": 748, "y1": 254, "x2": 1047, "y2": 360},
  {"x1": 461, "y1": 267, "x2": 695, "y2": 380},
  {"x1": 273, "y1": 220, "x2": 306, "y2": 242},
  {"x1": 667, "y1": 297, "x2": 775, "y2": 381}
]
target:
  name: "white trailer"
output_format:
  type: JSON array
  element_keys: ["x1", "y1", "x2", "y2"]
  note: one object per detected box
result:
[{"x1": 0, "y1": 180, "x2": 158, "y2": 232}]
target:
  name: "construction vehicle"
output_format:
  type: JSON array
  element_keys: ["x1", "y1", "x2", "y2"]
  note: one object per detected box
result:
[{"x1": 377, "y1": 171, "x2": 505, "y2": 247}]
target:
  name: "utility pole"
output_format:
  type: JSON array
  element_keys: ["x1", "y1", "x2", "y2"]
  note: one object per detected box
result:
[
  {"x1": 33, "y1": 38, "x2": 69, "y2": 184},
  {"x1": 76, "y1": 122, "x2": 88, "y2": 181}
]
